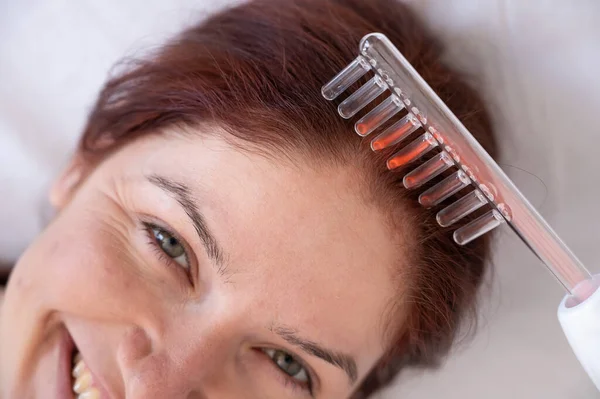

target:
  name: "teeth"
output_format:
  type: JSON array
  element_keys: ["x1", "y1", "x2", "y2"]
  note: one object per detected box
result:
[
  {"x1": 73, "y1": 370, "x2": 92, "y2": 393},
  {"x1": 72, "y1": 360, "x2": 86, "y2": 378},
  {"x1": 72, "y1": 351, "x2": 101, "y2": 398},
  {"x1": 78, "y1": 388, "x2": 100, "y2": 399}
]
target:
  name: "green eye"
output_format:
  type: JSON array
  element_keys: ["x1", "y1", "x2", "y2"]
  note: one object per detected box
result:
[
  {"x1": 150, "y1": 225, "x2": 189, "y2": 268},
  {"x1": 263, "y1": 348, "x2": 309, "y2": 382}
]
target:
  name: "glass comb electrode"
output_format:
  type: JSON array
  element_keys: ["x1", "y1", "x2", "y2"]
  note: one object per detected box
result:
[{"x1": 322, "y1": 32, "x2": 594, "y2": 303}]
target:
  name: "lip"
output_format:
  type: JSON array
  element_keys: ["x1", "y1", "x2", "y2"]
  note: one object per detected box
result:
[{"x1": 57, "y1": 326, "x2": 76, "y2": 399}]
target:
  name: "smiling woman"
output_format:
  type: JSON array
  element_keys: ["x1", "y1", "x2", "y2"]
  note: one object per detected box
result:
[{"x1": 0, "y1": 0, "x2": 497, "y2": 398}]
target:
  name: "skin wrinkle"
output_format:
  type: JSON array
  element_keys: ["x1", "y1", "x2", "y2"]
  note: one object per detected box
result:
[{"x1": 91, "y1": 191, "x2": 153, "y2": 290}]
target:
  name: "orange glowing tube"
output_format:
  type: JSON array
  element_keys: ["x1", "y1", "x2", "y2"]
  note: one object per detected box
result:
[
  {"x1": 386, "y1": 132, "x2": 438, "y2": 170},
  {"x1": 371, "y1": 113, "x2": 420, "y2": 151}
]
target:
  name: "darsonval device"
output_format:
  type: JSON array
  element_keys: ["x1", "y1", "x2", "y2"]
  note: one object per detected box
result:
[{"x1": 322, "y1": 33, "x2": 600, "y2": 390}]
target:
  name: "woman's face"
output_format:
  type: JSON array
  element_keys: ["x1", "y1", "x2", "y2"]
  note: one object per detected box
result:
[{"x1": 0, "y1": 131, "x2": 402, "y2": 399}]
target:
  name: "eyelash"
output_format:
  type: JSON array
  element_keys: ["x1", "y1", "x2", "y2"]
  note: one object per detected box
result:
[
  {"x1": 141, "y1": 220, "x2": 195, "y2": 286},
  {"x1": 259, "y1": 348, "x2": 315, "y2": 397}
]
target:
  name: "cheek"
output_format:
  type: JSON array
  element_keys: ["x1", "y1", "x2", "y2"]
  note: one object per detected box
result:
[{"x1": 14, "y1": 202, "x2": 166, "y2": 322}]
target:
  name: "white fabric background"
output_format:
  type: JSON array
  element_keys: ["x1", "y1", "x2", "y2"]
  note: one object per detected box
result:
[{"x1": 1, "y1": 0, "x2": 599, "y2": 397}]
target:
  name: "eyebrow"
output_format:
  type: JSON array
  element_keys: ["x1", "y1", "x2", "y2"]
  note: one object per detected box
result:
[
  {"x1": 147, "y1": 174, "x2": 227, "y2": 276},
  {"x1": 273, "y1": 325, "x2": 358, "y2": 384}
]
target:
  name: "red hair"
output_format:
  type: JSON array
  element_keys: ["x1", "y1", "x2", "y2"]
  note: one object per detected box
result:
[{"x1": 79, "y1": 0, "x2": 498, "y2": 396}]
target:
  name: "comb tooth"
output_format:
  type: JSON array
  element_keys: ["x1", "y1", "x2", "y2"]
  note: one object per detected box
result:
[
  {"x1": 371, "y1": 113, "x2": 421, "y2": 151},
  {"x1": 418, "y1": 170, "x2": 471, "y2": 208},
  {"x1": 386, "y1": 132, "x2": 436, "y2": 170},
  {"x1": 403, "y1": 151, "x2": 454, "y2": 189},
  {"x1": 338, "y1": 76, "x2": 387, "y2": 119},
  {"x1": 322, "y1": 56, "x2": 371, "y2": 101},
  {"x1": 355, "y1": 95, "x2": 404, "y2": 137},
  {"x1": 453, "y1": 209, "x2": 504, "y2": 245},
  {"x1": 436, "y1": 189, "x2": 487, "y2": 227}
]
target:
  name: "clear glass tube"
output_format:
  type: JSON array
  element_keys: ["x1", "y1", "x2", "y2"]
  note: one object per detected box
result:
[
  {"x1": 454, "y1": 209, "x2": 504, "y2": 245},
  {"x1": 321, "y1": 56, "x2": 371, "y2": 100},
  {"x1": 386, "y1": 132, "x2": 436, "y2": 170},
  {"x1": 338, "y1": 76, "x2": 387, "y2": 119},
  {"x1": 403, "y1": 151, "x2": 454, "y2": 189},
  {"x1": 419, "y1": 170, "x2": 471, "y2": 208},
  {"x1": 355, "y1": 95, "x2": 404, "y2": 137},
  {"x1": 371, "y1": 113, "x2": 420, "y2": 151},
  {"x1": 436, "y1": 189, "x2": 488, "y2": 227}
]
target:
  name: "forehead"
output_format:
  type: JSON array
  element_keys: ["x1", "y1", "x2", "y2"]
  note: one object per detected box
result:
[{"x1": 111, "y1": 131, "x2": 402, "y2": 363}]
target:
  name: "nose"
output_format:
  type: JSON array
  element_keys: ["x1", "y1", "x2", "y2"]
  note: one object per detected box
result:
[
  {"x1": 117, "y1": 322, "x2": 233, "y2": 398},
  {"x1": 116, "y1": 326, "x2": 196, "y2": 398}
]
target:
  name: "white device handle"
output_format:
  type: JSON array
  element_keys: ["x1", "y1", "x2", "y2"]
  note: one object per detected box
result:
[{"x1": 558, "y1": 275, "x2": 600, "y2": 390}]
